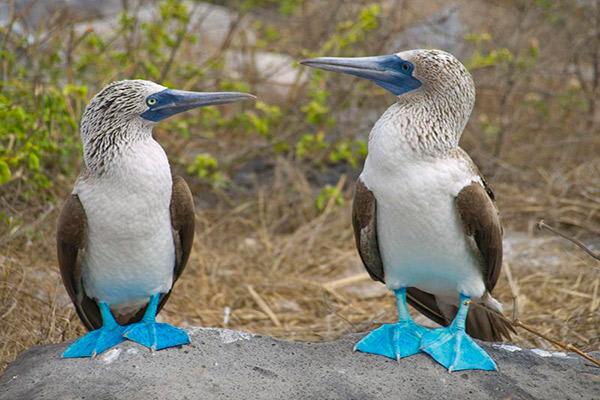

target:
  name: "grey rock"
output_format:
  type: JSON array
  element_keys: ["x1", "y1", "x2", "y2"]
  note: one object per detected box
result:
[
  {"x1": 1, "y1": 328, "x2": 598, "y2": 400},
  {"x1": 1, "y1": 0, "x2": 121, "y2": 26},
  {"x1": 390, "y1": 5, "x2": 469, "y2": 58}
]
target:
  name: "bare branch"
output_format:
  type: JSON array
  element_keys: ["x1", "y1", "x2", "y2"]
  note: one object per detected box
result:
[
  {"x1": 470, "y1": 301, "x2": 600, "y2": 368},
  {"x1": 537, "y1": 220, "x2": 600, "y2": 261}
]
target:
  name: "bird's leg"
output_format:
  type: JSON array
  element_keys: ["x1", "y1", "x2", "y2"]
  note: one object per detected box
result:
[
  {"x1": 354, "y1": 288, "x2": 428, "y2": 360},
  {"x1": 63, "y1": 302, "x2": 126, "y2": 358},
  {"x1": 420, "y1": 293, "x2": 497, "y2": 371},
  {"x1": 122, "y1": 293, "x2": 189, "y2": 351},
  {"x1": 395, "y1": 287, "x2": 413, "y2": 322}
]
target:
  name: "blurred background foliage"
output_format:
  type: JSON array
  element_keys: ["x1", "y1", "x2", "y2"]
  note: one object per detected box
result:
[
  {"x1": 0, "y1": 0, "x2": 598, "y2": 235},
  {"x1": 0, "y1": 0, "x2": 599, "y2": 371}
]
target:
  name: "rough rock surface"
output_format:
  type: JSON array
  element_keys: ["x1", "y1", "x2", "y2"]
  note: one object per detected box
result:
[{"x1": 1, "y1": 328, "x2": 598, "y2": 400}]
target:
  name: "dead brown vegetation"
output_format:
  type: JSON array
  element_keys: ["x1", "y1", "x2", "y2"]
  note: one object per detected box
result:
[
  {"x1": 1, "y1": 0, "x2": 600, "y2": 373},
  {"x1": 2, "y1": 159, "x2": 599, "y2": 372}
]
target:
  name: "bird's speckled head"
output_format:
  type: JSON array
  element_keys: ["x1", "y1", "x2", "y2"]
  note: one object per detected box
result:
[
  {"x1": 301, "y1": 49, "x2": 474, "y2": 110},
  {"x1": 394, "y1": 49, "x2": 475, "y2": 109},
  {"x1": 80, "y1": 80, "x2": 163, "y2": 172},
  {"x1": 301, "y1": 50, "x2": 476, "y2": 156},
  {"x1": 82, "y1": 80, "x2": 165, "y2": 131},
  {"x1": 80, "y1": 79, "x2": 254, "y2": 174}
]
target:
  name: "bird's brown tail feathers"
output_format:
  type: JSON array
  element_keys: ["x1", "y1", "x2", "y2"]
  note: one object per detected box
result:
[
  {"x1": 466, "y1": 305, "x2": 515, "y2": 342},
  {"x1": 407, "y1": 287, "x2": 515, "y2": 342}
]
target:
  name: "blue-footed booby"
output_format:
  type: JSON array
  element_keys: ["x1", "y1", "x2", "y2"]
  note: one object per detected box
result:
[
  {"x1": 301, "y1": 50, "x2": 513, "y2": 371},
  {"x1": 57, "y1": 80, "x2": 254, "y2": 358}
]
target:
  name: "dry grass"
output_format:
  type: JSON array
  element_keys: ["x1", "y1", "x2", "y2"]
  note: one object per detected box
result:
[
  {"x1": 2, "y1": 0, "x2": 600, "y2": 377},
  {"x1": 1, "y1": 158, "x2": 599, "y2": 372},
  {"x1": 494, "y1": 159, "x2": 600, "y2": 235}
]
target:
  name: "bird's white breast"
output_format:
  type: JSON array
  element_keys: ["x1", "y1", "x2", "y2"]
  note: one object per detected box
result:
[
  {"x1": 76, "y1": 139, "x2": 175, "y2": 308},
  {"x1": 361, "y1": 116, "x2": 486, "y2": 300}
]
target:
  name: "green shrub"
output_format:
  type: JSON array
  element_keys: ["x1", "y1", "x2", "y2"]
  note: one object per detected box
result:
[{"x1": 0, "y1": 0, "x2": 383, "y2": 207}]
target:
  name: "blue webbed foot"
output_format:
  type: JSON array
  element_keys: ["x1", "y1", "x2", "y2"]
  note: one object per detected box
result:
[
  {"x1": 123, "y1": 293, "x2": 190, "y2": 351},
  {"x1": 420, "y1": 294, "x2": 497, "y2": 371},
  {"x1": 355, "y1": 320, "x2": 428, "y2": 360},
  {"x1": 354, "y1": 288, "x2": 429, "y2": 360},
  {"x1": 124, "y1": 321, "x2": 189, "y2": 350},
  {"x1": 63, "y1": 325, "x2": 126, "y2": 358},
  {"x1": 63, "y1": 302, "x2": 126, "y2": 358},
  {"x1": 420, "y1": 327, "x2": 497, "y2": 371}
]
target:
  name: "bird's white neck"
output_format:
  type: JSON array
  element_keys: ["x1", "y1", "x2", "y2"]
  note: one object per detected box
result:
[
  {"x1": 366, "y1": 89, "x2": 472, "y2": 172},
  {"x1": 82, "y1": 119, "x2": 156, "y2": 177},
  {"x1": 77, "y1": 136, "x2": 173, "y2": 203}
]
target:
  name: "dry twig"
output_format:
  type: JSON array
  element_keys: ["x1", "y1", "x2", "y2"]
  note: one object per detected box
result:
[
  {"x1": 247, "y1": 285, "x2": 281, "y2": 327},
  {"x1": 470, "y1": 302, "x2": 600, "y2": 368},
  {"x1": 537, "y1": 220, "x2": 600, "y2": 261}
]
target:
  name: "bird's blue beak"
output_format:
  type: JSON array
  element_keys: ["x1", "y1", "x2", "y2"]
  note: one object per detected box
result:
[
  {"x1": 300, "y1": 55, "x2": 421, "y2": 96},
  {"x1": 141, "y1": 89, "x2": 256, "y2": 122}
]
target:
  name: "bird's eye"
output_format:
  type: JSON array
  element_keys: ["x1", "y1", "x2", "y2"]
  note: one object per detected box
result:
[
  {"x1": 147, "y1": 98, "x2": 157, "y2": 106},
  {"x1": 401, "y1": 63, "x2": 411, "y2": 72}
]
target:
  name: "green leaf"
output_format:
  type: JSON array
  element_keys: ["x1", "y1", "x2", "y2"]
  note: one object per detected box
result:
[
  {"x1": 315, "y1": 185, "x2": 344, "y2": 212},
  {"x1": 0, "y1": 160, "x2": 11, "y2": 184}
]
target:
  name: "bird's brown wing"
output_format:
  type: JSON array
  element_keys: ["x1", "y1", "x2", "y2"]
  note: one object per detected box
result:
[
  {"x1": 155, "y1": 175, "x2": 195, "y2": 314},
  {"x1": 352, "y1": 178, "x2": 384, "y2": 283},
  {"x1": 455, "y1": 182, "x2": 513, "y2": 341},
  {"x1": 455, "y1": 182, "x2": 503, "y2": 292},
  {"x1": 57, "y1": 194, "x2": 102, "y2": 331}
]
